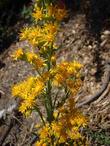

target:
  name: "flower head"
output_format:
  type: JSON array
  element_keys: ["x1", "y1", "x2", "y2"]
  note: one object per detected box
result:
[
  {"x1": 12, "y1": 76, "x2": 45, "y2": 116},
  {"x1": 12, "y1": 48, "x2": 24, "y2": 60},
  {"x1": 33, "y1": 7, "x2": 43, "y2": 20}
]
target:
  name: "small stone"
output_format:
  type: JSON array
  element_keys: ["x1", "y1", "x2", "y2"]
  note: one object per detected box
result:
[
  {"x1": 88, "y1": 45, "x2": 92, "y2": 49},
  {"x1": 101, "y1": 34, "x2": 106, "y2": 40},
  {"x1": 103, "y1": 30, "x2": 110, "y2": 35},
  {"x1": 90, "y1": 68, "x2": 96, "y2": 75},
  {"x1": 72, "y1": 30, "x2": 76, "y2": 34}
]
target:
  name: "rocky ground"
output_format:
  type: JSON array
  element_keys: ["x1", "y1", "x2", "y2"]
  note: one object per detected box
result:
[{"x1": 0, "y1": 14, "x2": 110, "y2": 145}]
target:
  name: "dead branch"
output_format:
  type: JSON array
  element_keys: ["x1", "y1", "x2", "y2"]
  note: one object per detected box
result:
[
  {"x1": 76, "y1": 62, "x2": 110, "y2": 108},
  {"x1": 0, "y1": 118, "x2": 14, "y2": 146}
]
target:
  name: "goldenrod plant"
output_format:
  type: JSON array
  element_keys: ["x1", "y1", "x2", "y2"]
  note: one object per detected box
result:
[{"x1": 12, "y1": 0, "x2": 88, "y2": 145}]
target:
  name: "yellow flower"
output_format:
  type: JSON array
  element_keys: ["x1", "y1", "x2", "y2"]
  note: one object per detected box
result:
[
  {"x1": 53, "y1": 74, "x2": 64, "y2": 86},
  {"x1": 51, "y1": 122, "x2": 61, "y2": 137},
  {"x1": 35, "y1": 97, "x2": 88, "y2": 145},
  {"x1": 51, "y1": 55, "x2": 56, "y2": 66},
  {"x1": 47, "y1": 3, "x2": 67, "y2": 21},
  {"x1": 34, "y1": 58, "x2": 45, "y2": 69},
  {"x1": 35, "y1": 141, "x2": 42, "y2": 146},
  {"x1": 19, "y1": 27, "x2": 30, "y2": 41},
  {"x1": 53, "y1": 110, "x2": 59, "y2": 119},
  {"x1": 19, "y1": 26, "x2": 42, "y2": 46},
  {"x1": 44, "y1": 23, "x2": 58, "y2": 34},
  {"x1": 54, "y1": 4, "x2": 67, "y2": 21},
  {"x1": 35, "y1": 123, "x2": 41, "y2": 129},
  {"x1": 41, "y1": 72, "x2": 50, "y2": 82},
  {"x1": 39, "y1": 124, "x2": 50, "y2": 139},
  {"x1": 12, "y1": 48, "x2": 24, "y2": 60},
  {"x1": 25, "y1": 52, "x2": 45, "y2": 69},
  {"x1": 73, "y1": 61, "x2": 83, "y2": 69},
  {"x1": 51, "y1": 61, "x2": 82, "y2": 87},
  {"x1": 36, "y1": 142, "x2": 47, "y2": 146},
  {"x1": 67, "y1": 61, "x2": 83, "y2": 75},
  {"x1": 35, "y1": 140, "x2": 46, "y2": 146},
  {"x1": 66, "y1": 79, "x2": 82, "y2": 96},
  {"x1": 32, "y1": 7, "x2": 43, "y2": 20},
  {"x1": 43, "y1": 32, "x2": 56, "y2": 44},
  {"x1": 19, "y1": 97, "x2": 35, "y2": 116},
  {"x1": 47, "y1": 4, "x2": 55, "y2": 17},
  {"x1": 55, "y1": 7, "x2": 67, "y2": 21},
  {"x1": 68, "y1": 129, "x2": 82, "y2": 140},
  {"x1": 12, "y1": 76, "x2": 45, "y2": 115},
  {"x1": 26, "y1": 52, "x2": 38, "y2": 63},
  {"x1": 42, "y1": 143, "x2": 47, "y2": 146}
]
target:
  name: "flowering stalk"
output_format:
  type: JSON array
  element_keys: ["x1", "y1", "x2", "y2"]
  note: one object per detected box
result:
[{"x1": 12, "y1": 0, "x2": 88, "y2": 145}]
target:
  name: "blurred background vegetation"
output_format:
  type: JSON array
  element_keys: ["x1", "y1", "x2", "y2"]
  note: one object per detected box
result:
[{"x1": 0, "y1": 0, "x2": 32, "y2": 52}]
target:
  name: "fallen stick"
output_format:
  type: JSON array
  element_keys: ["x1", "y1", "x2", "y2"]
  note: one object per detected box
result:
[
  {"x1": 0, "y1": 105, "x2": 21, "y2": 146},
  {"x1": 76, "y1": 62, "x2": 110, "y2": 108},
  {"x1": 0, "y1": 118, "x2": 14, "y2": 146},
  {"x1": 0, "y1": 102, "x2": 18, "y2": 145}
]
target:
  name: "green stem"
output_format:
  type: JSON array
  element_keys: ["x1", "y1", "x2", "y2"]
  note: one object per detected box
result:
[
  {"x1": 53, "y1": 90, "x2": 59, "y2": 108},
  {"x1": 45, "y1": 45, "x2": 54, "y2": 123},
  {"x1": 56, "y1": 87, "x2": 70, "y2": 109},
  {"x1": 44, "y1": 94, "x2": 50, "y2": 119},
  {"x1": 37, "y1": 69, "x2": 42, "y2": 77},
  {"x1": 46, "y1": 78, "x2": 54, "y2": 123},
  {"x1": 35, "y1": 106, "x2": 45, "y2": 125}
]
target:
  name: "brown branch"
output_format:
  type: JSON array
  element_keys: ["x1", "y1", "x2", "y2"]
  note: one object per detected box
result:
[
  {"x1": 0, "y1": 102, "x2": 19, "y2": 145},
  {"x1": 76, "y1": 62, "x2": 110, "y2": 108},
  {"x1": 0, "y1": 118, "x2": 14, "y2": 146}
]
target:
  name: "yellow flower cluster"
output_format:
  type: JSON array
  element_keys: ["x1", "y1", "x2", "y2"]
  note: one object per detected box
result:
[
  {"x1": 35, "y1": 98, "x2": 88, "y2": 146},
  {"x1": 32, "y1": 3, "x2": 67, "y2": 21},
  {"x1": 12, "y1": 76, "x2": 45, "y2": 116},
  {"x1": 11, "y1": 48, "x2": 24, "y2": 60},
  {"x1": 19, "y1": 24, "x2": 58, "y2": 48},
  {"x1": 50, "y1": 61, "x2": 82, "y2": 95},
  {"x1": 19, "y1": 2, "x2": 67, "y2": 49},
  {"x1": 32, "y1": 7, "x2": 43, "y2": 20},
  {"x1": 26, "y1": 52, "x2": 45, "y2": 69},
  {"x1": 47, "y1": 4, "x2": 67, "y2": 21},
  {"x1": 11, "y1": 1, "x2": 88, "y2": 145},
  {"x1": 66, "y1": 79, "x2": 82, "y2": 95},
  {"x1": 12, "y1": 49, "x2": 45, "y2": 70}
]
